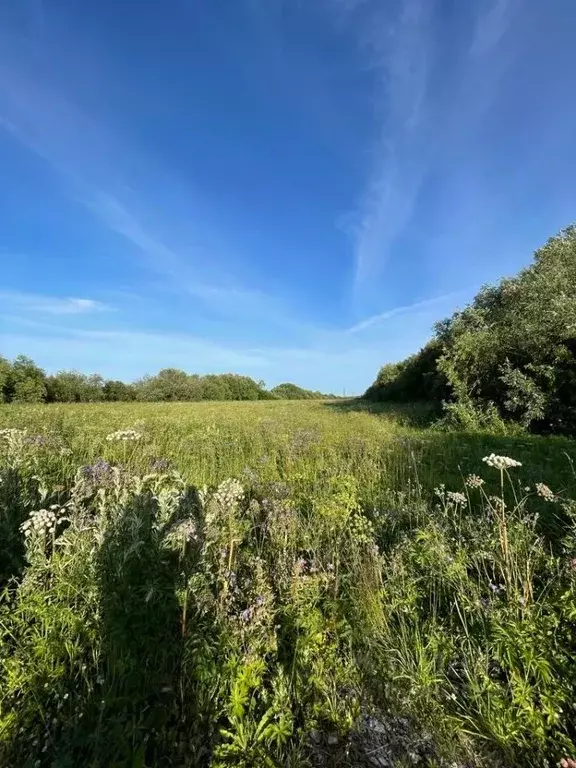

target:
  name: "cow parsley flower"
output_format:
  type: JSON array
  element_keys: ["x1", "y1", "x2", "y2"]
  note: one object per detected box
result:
[
  {"x1": 482, "y1": 453, "x2": 522, "y2": 470},
  {"x1": 447, "y1": 491, "x2": 467, "y2": 506},
  {"x1": 535, "y1": 483, "x2": 556, "y2": 502},
  {"x1": 465, "y1": 474, "x2": 485, "y2": 488},
  {"x1": 105, "y1": 429, "x2": 142, "y2": 442},
  {"x1": 20, "y1": 506, "x2": 64, "y2": 538}
]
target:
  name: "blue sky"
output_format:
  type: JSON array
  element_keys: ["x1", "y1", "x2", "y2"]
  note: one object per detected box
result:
[{"x1": 1, "y1": 0, "x2": 575, "y2": 393}]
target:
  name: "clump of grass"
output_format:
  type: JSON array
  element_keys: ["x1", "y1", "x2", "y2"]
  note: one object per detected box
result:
[{"x1": 0, "y1": 402, "x2": 575, "y2": 766}]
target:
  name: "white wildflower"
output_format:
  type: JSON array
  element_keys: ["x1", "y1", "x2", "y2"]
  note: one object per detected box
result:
[
  {"x1": 482, "y1": 453, "x2": 522, "y2": 470},
  {"x1": 434, "y1": 483, "x2": 446, "y2": 498},
  {"x1": 213, "y1": 478, "x2": 244, "y2": 509},
  {"x1": 447, "y1": 491, "x2": 467, "y2": 506},
  {"x1": 465, "y1": 474, "x2": 485, "y2": 488},
  {"x1": 165, "y1": 518, "x2": 197, "y2": 546},
  {"x1": 535, "y1": 482, "x2": 556, "y2": 502},
  {"x1": 20, "y1": 507, "x2": 64, "y2": 538},
  {"x1": 105, "y1": 429, "x2": 142, "y2": 442},
  {"x1": 0, "y1": 428, "x2": 27, "y2": 442},
  {"x1": 488, "y1": 496, "x2": 506, "y2": 513}
]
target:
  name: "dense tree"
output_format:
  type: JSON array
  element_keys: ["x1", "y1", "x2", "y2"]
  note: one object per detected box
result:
[
  {"x1": 0, "y1": 356, "x2": 12, "y2": 403},
  {"x1": 46, "y1": 372, "x2": 105, "y2": 403},
  {"x1": 10, "y1": 355, "x2": 47, "y2": 403},
  {"x1": 365, "y1": 225, "x2": 576, "y2": 434},
  {"x1": 0, "y1": 359, "x2": 337, "y2": 404},
  {"x1": 270, "y1": 383, "x2": 327, "y2": 399},
  {"x1": 103, "y1": 380, "x2": 137, "y2": 401}
]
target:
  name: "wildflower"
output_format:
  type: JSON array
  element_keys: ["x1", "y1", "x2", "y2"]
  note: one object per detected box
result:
[
  {"x1": 82, "y1": 459, "x2": 113, "y2": 485},
  {"x1": 482, "y1": 453, "x2": 522, "y2": 470},
  {"x1": 488, "y1": 496, "x2": 506, "y2": 513},
  {"x1": 268, "y1": 481, "x2": 290, "y2": 499},
  {"x1": 21, "y1": 507, "x2": 62, "y2": 538},
  {"x1": 434, "y1": 483, "x2": 446, "y2": 498},
  {"x1": 488, "y1": 582, "x2": 505, "y2": 595},
  {"x1": 242, "y1": 467, "x2": 259, "y2": 485},
  {"x1": 212, "y1": 478, "x2": 244, "y2": 509},
  {"x1": 447, "y1": 491, "x2": 467, "y2": 506},
  {"x1": 167, "y1": 519, "x2": 197, "y2": 544},
  {"x1": 240, "y1": 607, "x2": 253, "y2": 623},
  {"x1": 535, "y1": 482, "x2": 556, "y2": 502},
  {"x1": 150, "y1": 457, "x2": 171, "y2": 472},
  {"x1": 465, "y1": 474, "x2": 484, "y2": 488},
  {"x1": 294, "y1": 557, "x2": 307, "y2": 575},
  {"x1": 105, "y1": 429, "x2": 142, "y2": 442},
  {"x1": 0, "y1": 428, "x2": 27, "y2": 440},
  {"x1": 24, "y1": 434, "x2": 50, "y2": 447},
  {"x1": 255, "y1": 595, "x2": 265, "y2": 607}
]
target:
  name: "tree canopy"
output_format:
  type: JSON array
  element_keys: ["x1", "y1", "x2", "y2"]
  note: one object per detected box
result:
[
  {"x1": 365, "y1": 225, "x2": 576, "y2": 434},
  {"x1": 0, "y1": 360, "x2": 335, "y2": 404}
]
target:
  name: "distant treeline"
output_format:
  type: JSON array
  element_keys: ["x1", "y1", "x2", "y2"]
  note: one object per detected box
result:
[
  {"x1": 0, "y1": 359, "x2": 338, "y2": 403},
  {"x1": 364, "y1": 225, "x2": 576, "y2": 435}
]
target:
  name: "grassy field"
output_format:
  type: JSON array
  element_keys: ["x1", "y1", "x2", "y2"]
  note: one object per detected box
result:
[{"x1": 1, "y1": 400, "x2": 576, "y2": 767}]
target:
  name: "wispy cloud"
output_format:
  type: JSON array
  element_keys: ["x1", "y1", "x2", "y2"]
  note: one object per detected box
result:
[
  {"x1": 470, "y1": 0, "x2": 512, "y2": 57},
  {"x1": 345, "y1": 290, "x2": 465, "y2": 334},
  {"x1": 328, "y1": 0, "x2": 516, "y2": 294},
  {"x1": 0, "y1": 290, "x2": 111, "y2": 315},
  {"x1": 2, "y1": 317, "x2": 388, "y2": 393},
  {"x1": 0, "y1": 33, "x2": 301, "y2": 333}
]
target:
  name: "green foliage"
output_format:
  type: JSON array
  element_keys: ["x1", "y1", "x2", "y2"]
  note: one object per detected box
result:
[
  {"x1": 103, "y1": 379, "x2": 137, "y2": 401},
  {"x1": 270, "y1": 383, "x2": 330, "y2": 400},
  {"x1": 0, "y1": 356, "x2": 12, "y2": 402},
  {"x1": 1, "y1": 401, "x2": 576, "y2": 766},
  {"x1": 10, "y1": 355, "x2": 47, "y2": 403},
  {"x1": 46, "y1": 371, "x2": 106, "y2": 402},
  {"x1": 364, "y1": 340, "x2": 448, "y2": 406},
  {"x1": 0, "y1": 358, "x2": 327, "y2": 404},
  {"x1": 365, "y1": 225, "x2": 576, "y2": 435}
]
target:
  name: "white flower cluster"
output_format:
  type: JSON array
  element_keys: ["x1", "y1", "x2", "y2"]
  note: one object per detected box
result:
[
  {"x1": 535, "y1": 482, "x2": 556, "y2": 502},
  {"x1": 465, "y1": 474, "x2": 485, "y2": 488},
  {"x1": 482, "y1": 453, "x2": 522, "y2": 470},
  {"x1": 20, "y1": 505, "x2": 63, "y2": 538},
  {"x1": 105, "y1": 429, "x2": 142, "y2": 442},
  {"x1": 166, "y1": 518, "x2": 197, "y2": 546},
  {"x1": 0, "y1": 428, "x2": 27, "y2": 440},
  {"x1": 446, "y1": 491, "x2": 467, "y2": 506},
  {"x1": 213, "y1": 478, "x2": 244, "y2": 509}
]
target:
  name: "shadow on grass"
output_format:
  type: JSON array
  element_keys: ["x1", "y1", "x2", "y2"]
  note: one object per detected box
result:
[
  {"x1": 323, "y1": 397, "x2": 438, "y2": 428},
  {"x1": 18, "y1": 486, "x2": 222, "y2": 768}
]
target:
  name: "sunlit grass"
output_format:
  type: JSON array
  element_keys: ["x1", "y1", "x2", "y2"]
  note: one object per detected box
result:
[{"x1": 1, "y1": 400, "x2": 576, "y2": 767}]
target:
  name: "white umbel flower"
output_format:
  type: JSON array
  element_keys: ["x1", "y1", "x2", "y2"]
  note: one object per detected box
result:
[
  {"x1": 106, "y1": 429, "x2": 142, "y2": 442},
  {"x1": 482, "y1": 453, "x2": 522, "y2": 470}
]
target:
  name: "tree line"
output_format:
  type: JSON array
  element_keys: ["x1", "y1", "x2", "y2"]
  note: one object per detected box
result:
[
  {"x1": 364, "y1": 224, "x2": 576, "y2": 435},
  {"x1": 0, "y1": 358, "x2": 337, "y2": 403}
]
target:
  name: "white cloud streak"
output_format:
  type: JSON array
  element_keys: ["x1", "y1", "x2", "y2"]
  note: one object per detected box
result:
[
  {"x1": 329, "y1": 0, "x2": 515, "y2": 293},
  {"x1": 0, "y1": 290, "x2": 111, "y2": 315},
  {"x1": 345, "y1": 290, "x2": 464, "y2": 334},
  {"x1": 0, "y1": 33, "x2": 305, "y2": 333}
]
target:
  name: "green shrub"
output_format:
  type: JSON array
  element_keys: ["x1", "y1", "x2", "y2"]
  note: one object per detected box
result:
[{"x1": 364, "y1": 225, "x2": 576, "y2": 435}]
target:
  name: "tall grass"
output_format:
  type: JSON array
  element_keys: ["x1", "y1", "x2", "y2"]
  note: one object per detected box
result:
[{"x1": 0, "y1": 400, "x2": 575, "y2": 767}]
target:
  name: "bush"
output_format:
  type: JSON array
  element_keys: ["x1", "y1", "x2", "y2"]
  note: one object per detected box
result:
[{"x1": 364, "y1": 225, "x2": 576, "y2": 434}]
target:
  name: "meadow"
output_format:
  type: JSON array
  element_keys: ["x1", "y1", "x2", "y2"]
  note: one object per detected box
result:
[{"x1": 1, "y1": 399, "x2": 575, "y2": 767}]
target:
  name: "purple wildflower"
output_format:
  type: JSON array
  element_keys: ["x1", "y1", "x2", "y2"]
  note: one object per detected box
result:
[
  {"x1": 25, "y1": 434, "x2": 50, "y2": 447},
  {"x1": 82, "y1": 459, "x2": 113, "y2": 485},
  {"x1": 150, "y1": 457, "x2": 171, "y2": 472}
]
